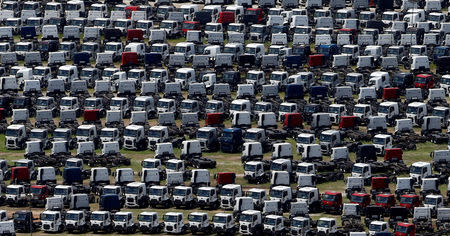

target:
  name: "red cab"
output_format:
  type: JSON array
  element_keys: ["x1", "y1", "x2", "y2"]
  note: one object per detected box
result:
[
  {"x1": 308, "y1": 54, "x2": 325, "y2": 67},
  {"x1": 206, "y1": 113, "x2": 224, "y2": 127},
  {"x1": 121, "y1": 52, "x2": 139, "y2": 69},
  {"x1": 11, "y1": 166, "x2": 30, "y2": 183},
  {"x1": 399, "y1": 194, "x2": 421, "y2": 211},
  {"x1": 125, "y1": 6, "x2": 140, "y2": 19},
  {"x1": 215, "y1": 172, "x2": 236, "y2": 186},
  {"x1": 351, "y1": 192, "x2": 371, "y2": 208},
  {"x1": 415, "y1": 74, "x2": 434, "y2": 89},
  {"x1": 384, "y1": 148, "x2": 403, "y2": 162},
  {"x1": 339, "y1": 116, "x2": 357, "y2": 129},
  {"x1": 322, "y1": 191, "x2": 343, "y2": 213},
  {"x1": 126, "y1": 29, "x2": 144, "y2": 42},
  {"x1": 395, "y1": 222, "x2": 416, "y2": 236},
  {"x1": 217, "y1": 11, "x2": 235, "y2": 25},
  {"x1": 182, "y1": 21, "x2": 201, "y2": 33},
  {"x1": 375, "y1": 193, "x2": 396, "y2": 209},
  {"x1": 283, "y1": 113, "x2": 303, "y2": 129},
  {"x1": 382, "y1": 87, "x2": 400, "y2": 101},
  {"x1": 246, "y1": 8, "x2": 264, "y2": 24}
]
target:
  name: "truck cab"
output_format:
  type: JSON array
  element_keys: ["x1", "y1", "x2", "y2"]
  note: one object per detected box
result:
[{"x1": 220, "y1": 184, "x2": 242, "y2": 210}]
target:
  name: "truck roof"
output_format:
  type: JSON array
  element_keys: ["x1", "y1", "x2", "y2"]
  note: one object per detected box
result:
[
  {"x1": 7, "y1": 124, "x2": 24, "y2": 130},
  {"x1": 126, "y1": 125, "x2": 144, "y2": 130}
]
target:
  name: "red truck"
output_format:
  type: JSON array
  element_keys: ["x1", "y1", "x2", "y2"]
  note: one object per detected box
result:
[
  {"x1": 322, "y1": 191, "x2": 343, "y2": 214},
  {"x1": 415, "y1": 74, "x2": 434, "y2": 89}
]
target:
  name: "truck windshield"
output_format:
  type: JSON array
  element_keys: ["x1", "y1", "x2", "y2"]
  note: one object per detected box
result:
[
  {"x1": 157, "y1": 101, "x2": 170, "y2": 108},
  {"x1": 102, "y1": 188, "x2": 117, "y2": 195},
  {"x1": 264, "y1": 218, "x2": 277, "y2": 225},
  {"x1": 15, "y1": 45, "x2": 29, "y2": 51},
  {"x1": 320, "y1": 134, "x2": 332, "y2": 142},
  {"x1": 321, "y1": 75, "x2": 334, "y2": 82},
  {"x1": 94, "y1": 20, "x2": 108, "y2": 27},
  {"x1": 328, "y1": 106, "x2": 340, "y2": 114},
  {"x1": 247, "y1": 73, "x2": 259, "y2": 80},
  {"x1": 400, "y1": 197, "x2": 413, "y2": 204},
  {"x1": 76, "y1": 129, "x2": 90, "y2": 136},
  {"x1": 173, "y1": 188, "x2": 187, "y2": 196},
  {"x1": 124, "y1": 129, "x2": 138, "y2": 137},
  {"x1": 376, "y1": 196, "x2": 389, "y2": 203},
  {"x1": 352, "y1": 195, "x2": 364, "y2": 203},
  {"x1": 149, "y1": 188, "x2": 162, "y2": 195},
  {"x1": 30, "y1": 131, "x2": 44, "y2": 139},
  {"x1": 134, "y1": 100, "x2": 147, "y2": 108},
  {"x1": 317, "y1": 220, "x2": 330, "y2": 228},
  {"x1": 114, "y1": 215, "x2": 127, "y2": 222},
  {"x1": 353, "y1": 106, "x2": 364, "y2": 113},
  {"x1": 373, "y1": 137, "x2": 385, "y2": 145},
  {"x1": 410, "y1": 47, "x2": 421, "y2": 55},
  {"x1": 159, "y1": 22, "x2": 173, "y2": 29},
  {"x1": 220, "y1": 188, "x2": 233, "y2": 196},
  {"x1": 148, "y1": 130, "x2": 161, "y2": 138},
  {"x1": 114, "y1": 21, "x2": 128, "y2": 28},
  {"x1": 270, "y1": 74, "x2": 282, "y2": 81},
  {"x1": 84, "y1": 100, "x2": 97, "y2": 108},
  {"x1": 213, "y1": 216, "x2": 227, "y2": 224},
  {"x1": 53, "y1": 131, "x2": 66, "y2": 139},
  {"x1": 346, "y1": 76, "x2": 358, "y2": 83},
  {"x1": 244, "y1": 164, "x2": 256, "y2": 172},
  {"x1": 41, "y1": 214, "x2": 55, "y2": 221},
  {"x1": 125, "y1": 186, "x2": 139, "y2": 194},
  {"x1": 341, "y1": 47, "x2": 354, "y2": 54},
  {"x1": 240, "y1": 214, "x2": 253, "y2": 222},
  {"x1": 247, "y1": 191, "x2": 261, "y2": 199},
  {"x1": 279, "y1": 105, "x2": 292, "y2": 112},
  {"x1": 60, "y1": 99, "x2": 73, "y2": 106},
  {"x1": 228, "y1": 25, "x2": 240, "y2": 32},
  {"x1": 188, "y1": 215, "x2": 203, "y2": 222},
  {"x1": 352, "y1": 165, "x2": 363, "y2": 173},
  {"x1": 139, "y1": 214, "x2": 153, "y2": 222},
  {"x1": 136, "y1": 22, "x2": 148, "y2": 29},
  {"x1": 410, "y1": 166, "x2": 423, "y2": 174},
  {"x1": 406, "y1": 106, "x2": 418, "y2": 114},
  {"x1": 66, "y1": 213, "x2": 80, "y2": 221},
  {"x1": 205, "y1": 25, "x2": 217, "y2": 31},
  {"x1": 180, "y1": 102, "x2": 193, "y2": 109},
  {"x1": 424, "y1": 197, "x2": 437, "y2": 205},
  {"x1": 197, "y1": 189, "x2": 210, "y2": 197},
  {"x1": 360, "y1": 14, "x2": 371, "y2": 20},
  {"x1": 382, "y1": 14, "x2": 394, "y2": 21},
  {"x1": 396, "y1": 225, "x2": 408, "y2": 233},
  {"x1": 34, "y1": 68, "x2": 47, "y2": 76},
  {"x1": 54, "y1": 188, "x2": 68, "y2": 195},
  {"x1": 292, "y1": 219, "x2": 305, "y2": 227},
  {"x1": 369, "y1": 224, "x2": 381, "y2": 232},
  {"x1": 230, "y1": 104, "x2": 242, "y2": 111},
  {"x1": 271, "y1": 162, "x2": 284, "y2": 171},
  {"x1": 415, "y1": 77, "x2": 426, "y2": 84},
  {"x1": 323, "y1": 194, "x2": 336, "y2": 201},
  {"x1": 196, "y1": 131, "x2": 209, "y2": 139},
  {"x1": 244, "y1": 132, "x2": 258, "y2": 140},
  {"x1": 6, "y1": 188, "x2": 18, "y2": 195},
  {"x1": 14, "y1": 213, "x2": 26, "y2": 220},
  {"x1": 163, "y1": 215, "x2": 178, "y2": 222},
  {"x1": 206, "y1": 102, "x2": 218, "y2": 110},
  {"x1": 91, "y1": 214, "x2": 105, "y2": 221},
  {"x1": 428, "y1": 15, "x2": 440, "y2": 22},
  {"x1": 5, "y1": 20, "x2": 17, "y2": 26},
  {"x1": 297, "y1": 191, "x2": 308, "y2": 199},
  {"x1": 270, "y1": 189, "x2": 283, "y2": 198},
  {"x1": 166, "y1": 162, "x2": 177, "y2": 170},
  {"x1": 245, "y1": 47, "x2": 256, "y2": 54},
  {"x1": 5, "y1": 129, "x2": 18, "y2": 136},
  {"x1": 432, "y1": 109, "x2": 445, "y2": 117},
  {"x1": 99, "y1": 130, "x2": 114, "y2": 138},
  {"x1": 30, "y1": 187, "x2": 43, "y2": 195},
  {"x1": 387, "y1": 48, "x2": 399, "y2": 56},
  {"x1": 254, "y1": 104, "x2": 268, "y2": 112}
]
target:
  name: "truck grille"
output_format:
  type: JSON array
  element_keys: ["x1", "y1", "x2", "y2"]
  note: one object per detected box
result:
[
  {"x1": 241, "y1": 225, "x2": 247, "y2": 230},
  {"x1": 125, "y1": 140, "x2": 132, "y2": 145},
  {"x1": 166, "y1": 226, "x2": 173, "y2": 231},
  {"x1": 7, "y1": 140, "x2": 14, "y2": 144},
  {"x1": 222, "y1": 199, "x2": 229, "y2": 204}
]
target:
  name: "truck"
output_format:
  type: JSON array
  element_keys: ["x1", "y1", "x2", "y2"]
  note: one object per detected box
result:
[
  {"x1": 90, "y1": 211, "x2": 113, "y2": 233},
  {"x1": 239, "y1": 210, "x2": 262, "y2": 235},
  {"x1": 188, "y1": 212, "x2": 212, "y2": 234}
]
